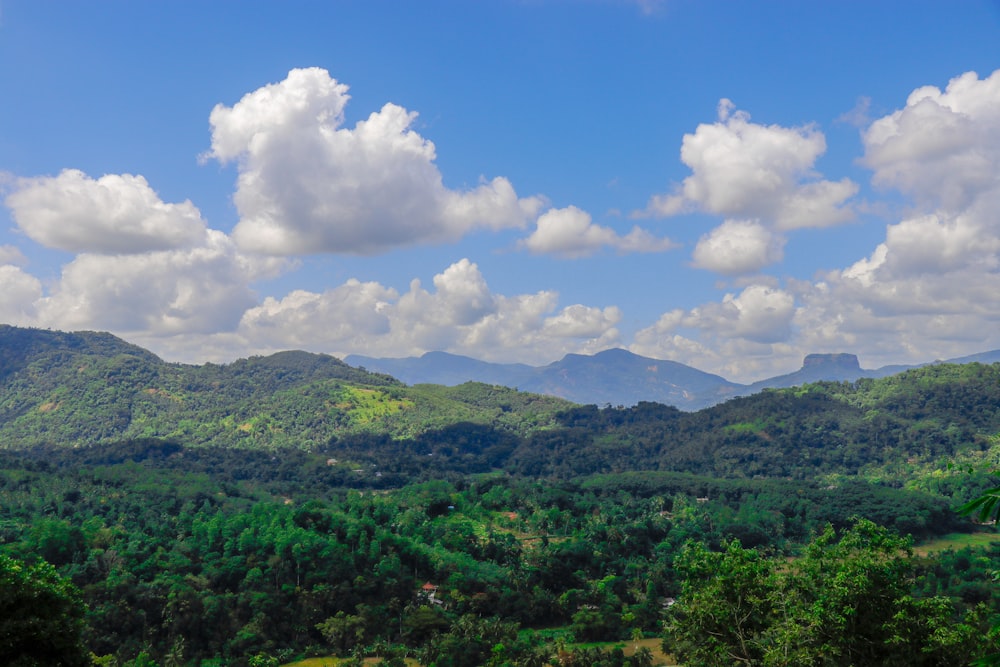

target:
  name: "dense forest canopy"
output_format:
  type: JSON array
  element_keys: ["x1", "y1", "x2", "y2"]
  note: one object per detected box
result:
[{"x1": 2, "y1": 326, "x2": 1000, "y2": 665}]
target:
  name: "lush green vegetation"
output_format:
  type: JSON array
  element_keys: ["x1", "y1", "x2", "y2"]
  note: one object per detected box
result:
[
  {"x1": 665, "y1": 520, "x2": 990, "y2": 666},
  {"x1": 1, "y1": 439, "x2": 997, "y2": 666},
  {"x1": 3, "y1": 326, "x2": 1000, "y2": 665},
  {"x1": 0, "y1": 327, "x2": 573, "y2": 450},
  {"x1": 0, "y1": 552, "x2": 90, "y2": 666}
]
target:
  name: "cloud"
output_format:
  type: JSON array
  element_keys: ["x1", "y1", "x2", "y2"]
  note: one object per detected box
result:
[
  {"x1": 768, "y1": 69, "x2": 1000, "y2": 370},
  {"x1": 520, "y1": 205, "x2": 676, "y2": 258},
  {"x1": 690, "y1": 219, "x2": 785, "y2": 275},
  {"x1": 0, "y1": 245, "x2": 27, "y2": 266},
  {"x1": 5, "y1": 169, "x2": 208, "y2": 253},
  {"x1": 0, "y1": 164, "x2": 293, "y2": 337},
  {"x1": 633, "y1": 98, "x2": 857, "y2": 277},
  {"x1": 812, "y1": 71, "x2": 1000, "y2": 325},
  {"x1": 0, "y1": 265, "x2": 42, "y2": 324},
  {"x1": 34, "y1": 231, "x2": 259, "y2": 335},
  {"x1": 238, "y1": 259, "x2": 621, "y2": 364},
  {"x1": 637, "y1": 99, "x2": 857, "y2": 229},
  {"x1": 628, "y1": 71, "x2": 1000, "y2": 382},
  {"x1": 207, "y1": 67, "x2": 544, "y2": 256},
  {"x1": 240, "y1": 279, "x2": 397, "y2": 351},
  {"x1": 630, "y1": 284, "x2": 798, "y2": 382},
  {"x1": 542, "y1": 303, "x2": 623, "y2": 338},
  {"x1": 0, "y1": 165, "x2": 285, "y2": 340},
  {"x1": 634, "y1": 283, "x2": 794, "y2": 348},
  {"x1": 397, "y1": 258, "x2": 496, "y2": 327},
  {"x1": 862, "y1": 69, "x2": 1000, "y2": 212},
  {"x1": 881, "y1": 213, "x2": 999, "y2": 275},
  {"x1": 704, "y1": 285, "x2": 796, "y2": 343},
  {"x1": 836, "y1": 96, "x2": 872, "y2": 128}
]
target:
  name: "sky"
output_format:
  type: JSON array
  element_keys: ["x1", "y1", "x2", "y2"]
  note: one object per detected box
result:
[{"x1": 2, "y1": 0, "x2": 1000, "y2": 383}]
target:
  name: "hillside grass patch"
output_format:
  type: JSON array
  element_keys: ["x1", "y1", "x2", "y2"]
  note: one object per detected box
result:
[{"x1": 913, "y1": 531, "x2": 1000, "y2": 556}]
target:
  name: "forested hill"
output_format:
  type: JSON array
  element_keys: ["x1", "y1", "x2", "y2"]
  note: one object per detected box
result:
[
  {"x1": 0, "y1": 325, "x2": 573, "y2": 449},
  {"x1": 0, "y1": 324, "x2": 161, "y2": 380},
  {"x1": 505, "y1": 361, "x2": 1000, "y2": 488},
  {"x1": 6, "y1": 326, "x2": 1000, "y2": 665},
  {"x1": 4, "y1": 325, "x2": 1000, "y2": 491}
]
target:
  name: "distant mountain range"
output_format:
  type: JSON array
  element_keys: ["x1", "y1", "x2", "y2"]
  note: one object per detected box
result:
[
  {"x1": 4, "y1": 323, "x2": 999, "y2": 416},
  {"x1": 0, "y1": 324, "x2": 575, "y2": 450},
  {"x1": 346, "y1": 348, "x2": 1000, "y2": 410}
]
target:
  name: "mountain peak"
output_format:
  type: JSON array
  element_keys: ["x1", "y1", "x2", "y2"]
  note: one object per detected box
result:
[
  {"x1": 591, "y1": 348, "x2": 639, "y2": 360},
  {"x1": 802, "y1": 353, "x2": 861, "y2": 370}
]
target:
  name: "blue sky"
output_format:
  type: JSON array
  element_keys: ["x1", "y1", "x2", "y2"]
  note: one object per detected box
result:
[{"x1": 2, "y1": 0, "x2": 1000, "y2": 382}]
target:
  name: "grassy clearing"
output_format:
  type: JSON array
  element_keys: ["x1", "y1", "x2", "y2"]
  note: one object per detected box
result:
[
  {"x1": 567, "y1": 637, "x2": 678, "y2": 665},
  {"x1": 280, "y1": 638, "x2": 676, "y2": 666},
  {"x1": 281, "y1": 657, "x2": 420, "y2": 667},
  {"x1": 914, "y1": 531, "x2": 1000, "y2": 556}
]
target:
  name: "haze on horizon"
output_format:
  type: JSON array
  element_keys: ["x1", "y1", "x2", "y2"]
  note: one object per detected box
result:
[{"x1": 1, "y1": 1, "x2": 1000, "y2": 383}]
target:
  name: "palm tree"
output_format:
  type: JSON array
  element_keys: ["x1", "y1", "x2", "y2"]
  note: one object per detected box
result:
[{"x1": 162, "y1": 637, "x2": 185, "y2": 667}]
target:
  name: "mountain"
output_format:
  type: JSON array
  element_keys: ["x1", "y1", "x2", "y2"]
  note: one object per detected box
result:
[
  {"x1": 0, "y1": 324, "x2": 161, "y2": 381},
  {"x1": 347, "y1": 351, "x2": 536, "y2": 388},
  {"x1": 350, "y1": 348, "x2": 744, "y2": 410},
  {"x1": 527, "y1": 348, "x2": 742, "y2": 408},
  {"x1": 7, "y1": 323, "x2": 1000, "y2": 451},
  {"x1": 9, "y1": 325, "x2": 1000, "y2": 484},
  {"x1": 739, "y1": 353, "x2": 890, "y2": 395},
  {"x1": 942, "y1": 349, "x2": 1000, "y2": 365},
  {"x1": 348, "y1": 348, "x2": 1000, "y2": 409},
  {"x1": 0, "y1": 326, "x2": 572, "y2": 450}
]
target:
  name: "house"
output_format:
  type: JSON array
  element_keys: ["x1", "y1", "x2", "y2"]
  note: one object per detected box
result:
[{"x1": 418, "y1": 582, "x2": 444, "y2": 606}]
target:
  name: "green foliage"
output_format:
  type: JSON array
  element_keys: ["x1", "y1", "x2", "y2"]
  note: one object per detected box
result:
[
  {"x1": 664, "y1": 520, "x2": 994, "y2": 666},
  {"x1": 4, "y1": 326, "x2": 1000, "y2": 664},
  {"x1": 0, "y1": 439, "x2": 997, "y2": 664},
  {"x1": 0, "y1": 552, "x2": 90, "y2": 667},
  {"x1": 0, "y1": 327, "x2": 570, "y2": 451},
  {"x1": 317, "y1": 611, "x2": 368, "y2": 654},
  {"x1": 665, "y1": 540, "x2": 776, "y2": 665},
  {"x1": 961, "y1": 486, "x2": 1000, "y2": 523}
]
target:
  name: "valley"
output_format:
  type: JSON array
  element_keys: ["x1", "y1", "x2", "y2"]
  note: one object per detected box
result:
[{"x1": 2, "y1": 325, "x2": 1000, "y2": 666}]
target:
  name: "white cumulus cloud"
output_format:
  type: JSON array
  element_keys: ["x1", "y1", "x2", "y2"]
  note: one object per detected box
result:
[
  {"x1": 638, "y1": 99, "x2": 857, "y2": 229},
  {"x1": 521, "y1": 205, "x2": 675, "y2": 258},
  {"x1": 0, "y1": 265, "x2": 42, "y2": 325},
  {"x1": 630, "y1": 284, "x2": 799, "y2": 382},
  {"x1": 685, "y1": 285, "x2": 796, "y2": 344},
  {"x1": 240, "y1": 279, "x2": 397, "y2": 351},
  {"x1": 863, "y1": 69, "x2": 1000, "y2": 211},
  {"x1": 34, "y1": 231, "x2": 259, "y2": 335},
  {"x1": 237, "y1": 259, "x2": 621, "y2": 364},
  {"x1": 207, "y1": 67, "x2": 544, "y2": 256},
  {"x1": 691, "y1": 219, "x2": 785, "y2": 275},
  {"x1": 777, "y1": 69, "x2": 1000, "y2": 370},
  {"x1": 0, "y1": 245, "x2": 27, "y2": 266},
  {"x1": 5, "y1": 169, "x2": 208, "y2": 253}
]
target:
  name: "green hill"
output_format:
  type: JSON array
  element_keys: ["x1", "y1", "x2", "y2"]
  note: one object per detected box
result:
[
  {"x1": 4, "y1": 326, "x2": 1000, "y2": 665},
  {"x1": 0, "y1": 326, "x2": 573, "y2": 450},
  {"x1": 511, "y1": 362, "x2": 1000, "y2": 483},
  {"x1": 5, "y1": 325, "x2": 1000, "y2": 492}
]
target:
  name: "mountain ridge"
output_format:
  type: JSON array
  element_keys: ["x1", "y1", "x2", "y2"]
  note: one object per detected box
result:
[
  {"x1": 348, "y1": 348, "x2": 1000, "y2": 409},
  {"x1": 0, "y1": 325, "x2": 572, "y2": 449},
  {"x1": 5, "y1": 324, "x2": 1000, "y2": 415}
]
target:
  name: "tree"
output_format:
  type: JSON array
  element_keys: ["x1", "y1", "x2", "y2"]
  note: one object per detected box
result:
[
  {"x1": 960, "y1": 489, "x2": 1000, "y2": 667},
  {"x1": 418, "y1": 614, "x2": 520, "y2": 667},
  {"x1": 663, "y1": 521, "x2": 993, "y2": 667},
  {"x1": 663, "y1": 539, "x2": 776, "y2": 666},
  {"x1": 0, "y1": 553, "x2": 90, "y2": 667},
  {"x1": 316, "y1": 610, "x2": 367, "y2": 655}
]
